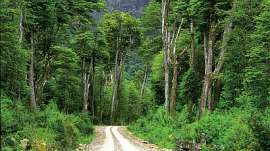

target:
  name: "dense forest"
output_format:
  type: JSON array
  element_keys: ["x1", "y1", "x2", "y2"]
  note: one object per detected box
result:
[{"x1": 1, "y1": 0, "x2": 269, "y2": 150}]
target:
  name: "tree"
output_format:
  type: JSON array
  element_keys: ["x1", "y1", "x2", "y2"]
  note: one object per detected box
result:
[
  {"x1": 0, "y1": 0, "x2": 28, "y2": 100},
  {"x1": 100, "y1": 12, "x2": 141, "y2": 123},
  {"x1": 199, "y1": 0, "x2": 234, "y2": 117},
  {"x1": 161, "y1": 0, "x2": 188, "y2": 115},
  {"x1": 138, "y1": 0, "x2": 162, "y2": 97},
  {"x1": 241, "y1": 0, "x2": 270, "y2": 108},
  {"x1": 48, "y1": 46, "x2": 81, "y2": 113}
]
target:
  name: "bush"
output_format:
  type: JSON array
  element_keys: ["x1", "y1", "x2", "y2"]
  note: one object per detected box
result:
[
  {"x1": 18, "y1": 125, "x2": 57, "y2": 150},
  {"x1": 75, "y1": 113, "x2": 94, "y2": 135},
  {"x1": 1, "y1": 98, "x2": 94, "y2": 150},
  {"x1": 176, "y1": 110, "x2": 260, "y2": 151},
  {"x1": 218, "y1": 121, "x2": 259, "y2": 151},
  {"x1": 130, "y1": 106, "x2": 261, "y2": 150},
  {"x1": 253, "y1": 107, "x2": 270, "y2": 150},
  {"x1": 129, "y1": 107, "x2": 189, "y2": 149}
]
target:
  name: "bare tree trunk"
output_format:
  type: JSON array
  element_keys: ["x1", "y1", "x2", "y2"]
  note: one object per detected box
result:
[
  {"x1": 206, "y1": 25, "x2": 214, "y2": 111},
  {"x1": 116, "y1": 53, "x2": 124, "y2": 113},
  {"x1": 199, "y1": 31, "x2": 209, "y2": 117},
  {"x1": 190, "y1": 19, "x2": 195, "y2": 68},
  {"x1": 29, "y1": 33, "x2": 37, "y2": 110},
  {"x1": 90, "y1": 57, "x2": 95, "y2": 119},
  {"x1": 200, "y1": 20, "x2": 232, "y2": 117},
  {"x1": 19, "y1": 8, "x2": 23, "y2": 43},
  {"x1": 162, "y1": 0, "x2": 170, "y2": 112},
  {"x1": 169, "y1": 19, "x2": 184, "y2": 115},
  {"x1": 164, "y1": 51, "x2": 170, "y2": 111},
  {"x1": 211, "y1": 21, "x2": 233, "y2": 109},
  {"x1": 140, "y1": 66, "x2": 148, "y2": 97},
  {"x1": 214, "y1": 22, "x2": 233, "y2": 74},
  {"x1": 83, "y1": 58, "x2": 90, "y2": 112},
  {"x1": 111, "y1": 37, "x2": 120, "y2": 123},
  {"x1": 170, "y1": 59, "x2": 178, "y2": 116}
]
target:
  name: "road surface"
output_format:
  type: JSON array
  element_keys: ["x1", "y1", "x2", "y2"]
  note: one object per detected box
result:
[{"x1": 84, "y1": 126, "x2": 163, "y2": 151}]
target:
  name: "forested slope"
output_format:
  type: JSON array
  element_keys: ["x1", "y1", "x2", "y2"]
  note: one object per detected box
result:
[{"x1": 1, "y1": 0, "x2": 269, "y2": 151}]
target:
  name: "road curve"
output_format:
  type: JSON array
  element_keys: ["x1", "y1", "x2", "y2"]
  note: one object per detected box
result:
[{"x1": 86, "y1": 126, "x2": 163, "y2": 151}]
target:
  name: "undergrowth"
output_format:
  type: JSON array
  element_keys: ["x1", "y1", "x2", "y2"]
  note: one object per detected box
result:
[
  {"x1": 1, "y1": 98, "x2": 94, "y2": 151},
  {"x1": 129, "y1": 106, "x2": 269, "y2": 150}
]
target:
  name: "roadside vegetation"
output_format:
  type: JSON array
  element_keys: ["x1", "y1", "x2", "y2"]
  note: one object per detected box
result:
[{"x1": 1, "y1": 98, "x2": 94, "y2": 150}]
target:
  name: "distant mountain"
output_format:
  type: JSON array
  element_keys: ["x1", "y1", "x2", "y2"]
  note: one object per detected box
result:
[
  {"x1": 92, "y1": 0, "x2": 149, "y2": 24},
  {"x1": 106, "y1": 0, "x2": 149, "y2": 16}
]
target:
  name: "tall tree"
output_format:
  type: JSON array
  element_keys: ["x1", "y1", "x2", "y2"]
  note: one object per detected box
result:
[
  {"x1": 161, "y1": 0, "x2": 187, "y2": 115},
  {"x1": 199, "y1": 0, "x2": 234, "y2": 117},
  {"x1": 0, "y1": 0, "x2": 28, "y2": 100},
  {"x1": 138, "y1": 0, "x2": 162, "y2": 97},
  {"x1": 100, "y1": 12, "x2": 141, "y2": 123}
]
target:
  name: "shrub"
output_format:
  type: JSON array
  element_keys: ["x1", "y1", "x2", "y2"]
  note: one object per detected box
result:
[
  {"x1": 218, "y1": 121, "x2": 259, "y2": 151},
  {"x1": 1, "y1": 98, "x2": 94, "y2": 150},
  {"x1": 17, "y1": 125, "x2": 57, "y2": 150},
  {"x1": 176, "y1": 110, "x2": 260, "y2": 151},
  {"x1": 75, "y1": 113, "x2": 93, "y2": 135},
  {"x1": 131, "y1": 107, "x2": 261, "y2": 150},
  {"x1": 129, "y1": 107, "x2": 189, "y2": 149},
  {"x1": 253, "y1": 107, "x2": 270, "y2": 150}
]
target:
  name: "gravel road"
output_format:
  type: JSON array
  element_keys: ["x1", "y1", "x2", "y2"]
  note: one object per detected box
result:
[{"x1": 85, "y1": 126, "x2": 164, "y2": 151}]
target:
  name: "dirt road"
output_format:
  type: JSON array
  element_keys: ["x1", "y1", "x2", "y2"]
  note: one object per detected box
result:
[{"x1": 85, "y1": 126, "x2": 163, "y2": 151}]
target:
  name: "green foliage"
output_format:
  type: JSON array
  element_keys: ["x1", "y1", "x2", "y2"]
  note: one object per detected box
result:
[
  {"x1": 131, "y1": 107, "x2": 261, "y2": 150},
  {"x1": 178, "y1": 68, "x2": 201, "y2": 109},
  {"x1": 1, "y1": 98, "x2": 94, "y2": 150},
  {"x1": 150, "y1": 52, "x2": 165, "y2": 105},
  {"x1": 0, "y1": 1, "x2": 28, "y2": 99},
  {"x1": 237, "y1": 0, "x2": 270, "y2": 110},
  {"x1": 218, "y1": 122, "x2": 259, "y2": 151},
  {"x1": 219, "y1": 27, "x2": 247, "y2": 109},
  {"x1": 129, "y1": 107, "x2": 190, "y2": 149},
  {"x1": 129, "y1": 108, "x2": 175, "y2": 148},
  {"x1": 251, "y1": 107, "x2": 270, "y2": 150},
  {"x1": 47, "y1": 46, "x2": 81, "y2": 112},
  {"x1": 100, "y1": 11, "x2": 141, "y2": 52},
  {"x1": 176, "y1": 110, "x2": 260, "y2": 151},
  {"x1": 139, "y1": 0, "x2": 161, "y2": 63}
]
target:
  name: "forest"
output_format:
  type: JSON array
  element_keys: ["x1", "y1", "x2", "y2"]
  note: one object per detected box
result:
[{"x1": 0, "y1": 0, "x2": 269, "y2": 150}]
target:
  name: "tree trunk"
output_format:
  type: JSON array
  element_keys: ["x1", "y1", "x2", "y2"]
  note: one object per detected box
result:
[
  {"x1": 214, "y1": 22, "x2": 233, "y2": 74},
  {"x1": 199, "y1": 31, "x2": 209, "y2": 117},
  {"x1": 19, "y1": 8, "x2": 23, "y2": 43},
  {"x1": 35, "y1": 60, "x2": 50, "y2": 103},
  {"x1": 83, "y1": 57, "x2": 90, "y2": 112},
  {"x1": 116, "y1": 53, "x2": 124, "y2": 112},
  {"x1": 206, "y1": 26, "x2": 214, "y2": 111},
  {"x1": 29, "y1": 33, "x2": 37, "y2": 110},
  {"x1": 170, "y1": 59, "x2": 178, "y2": 116},
  {"x1": 169, "y1": 19, "x2": 184, "y2": 115},
  {"x1": 190, "y1": 19, "x2": 195, "y2": 68},
  {"x1": 213, "y1": 79, "x2": 221, "y2": 109},
  {"x1": 200, "y1": 21, "x2": 232, "y2": 117},
  {"x1": 90, "y1": 57, "x2": 95, "y2": 119},
  {"x1": 161, "y1": 0, "x2": 170, "y2": 112},
  {"x1": 164, "y1": 51, "x2": 170, "y2": 112},
  {"x1": 140, "y1": 66, "x2": 148, "y2": 97},
  {"x1": 111, "y1": 37, "x2": 120, "y2": 123},
  {"x1": 187, "y1": 99, "x2": 193, "y2": 120}
]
